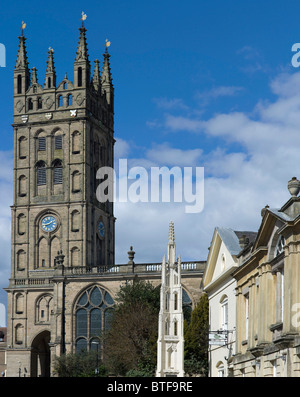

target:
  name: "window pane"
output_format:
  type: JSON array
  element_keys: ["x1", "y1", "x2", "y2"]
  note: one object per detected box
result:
[
  {"x1": 76, "y1": 308, "x2": 87, "y2": 338},
  {"x1": 104, "y1": 308, "x2": 114, "y2": 330},
  {"x1": 78, "y1": 291, "x2": 88, "y2": 306},
  {"x1": 90, "y1": 287, "x2": 102, "y2": 306},
  {"x1": 76, "y1": 338, "x2": 87, "y2": 354},
  {"x1": 104, "y1": 292, "x2": 114, "y2": 306},
  {"x1": 90, "y1": 308, "x2": 102, "y2": 336}
]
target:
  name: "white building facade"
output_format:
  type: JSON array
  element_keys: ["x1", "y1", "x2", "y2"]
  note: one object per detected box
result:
[{"x1": 203, "y1": 227, "x2": 256, "y2": 377}]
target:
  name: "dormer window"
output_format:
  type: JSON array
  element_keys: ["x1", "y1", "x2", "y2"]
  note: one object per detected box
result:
[{"x1": 275, "y1": 235, "x2": 285, "y2": 257}]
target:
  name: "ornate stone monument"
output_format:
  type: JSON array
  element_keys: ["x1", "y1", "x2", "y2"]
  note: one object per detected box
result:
[{"x1": 156, "y1": 222, "x2": 185, "y2": 377}]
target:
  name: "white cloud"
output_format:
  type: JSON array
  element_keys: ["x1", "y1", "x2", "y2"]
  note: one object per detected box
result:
[
  {"x1": 114, "y1": 137, "x2": 131, "y2": 160},
  {"x1": 115, "y1": 71, "x2": 300, "y2": 264},
  {"x1": 146, "y1": 143, "x2": 203, "y2": 167},
  {"x1": 196, "y1": 85, "x2": 244, "y2": 106},
  {"x1": 0, "y1": 304, "x2": 6, "y2": 327},
  {"x1": 153, "y1": 97, "x2": 188, "y2": 110}
]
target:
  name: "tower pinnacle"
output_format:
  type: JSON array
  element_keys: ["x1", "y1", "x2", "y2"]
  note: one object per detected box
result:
[
  {"x1": 101, "y1": 46, "x2": 114, "y2": 107},
  {"x1": 15, "y1": 34, "x2": 29, "y2": 70},
  {"x1": 75, "y1": 26, "x2": 89, "y2": 62},
  {"x1": 92, "y1": 59, "x2": 101, "y2": 91}
]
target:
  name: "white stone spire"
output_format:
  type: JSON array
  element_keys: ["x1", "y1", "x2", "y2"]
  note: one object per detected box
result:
[{"x1": 156, "y1": 222, "x2": 185, "y2": 377}]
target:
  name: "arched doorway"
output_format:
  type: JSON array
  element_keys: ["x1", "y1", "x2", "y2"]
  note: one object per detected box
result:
[{"x1": 31, "y1": 331, "x2": 51, "y2": 377}]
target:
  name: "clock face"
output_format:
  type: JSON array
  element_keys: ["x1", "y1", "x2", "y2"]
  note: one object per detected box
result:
[
  {"x1": 98, "y1": 221, "x2": 105, "y2": 238},
  {"x1": 41, "y1": 216, "x2": 57, "y2": 232}
]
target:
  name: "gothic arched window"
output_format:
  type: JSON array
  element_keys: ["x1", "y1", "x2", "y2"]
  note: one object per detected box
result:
[{"x1": 75, "y1": 286, "x2": 114, "y2": 353}]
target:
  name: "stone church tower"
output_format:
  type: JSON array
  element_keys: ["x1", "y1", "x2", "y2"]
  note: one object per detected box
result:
[
  {"x1": 5, "y1": 23, "x2": 115, "y2": 376},
  {"x1": 156, "y1": 222, "x2": 185, "y2": 377}
]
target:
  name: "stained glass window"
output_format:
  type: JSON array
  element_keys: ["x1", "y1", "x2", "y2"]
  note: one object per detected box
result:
[{"x1": 75, "y1": 286, "x2": 114, "y2": 353}]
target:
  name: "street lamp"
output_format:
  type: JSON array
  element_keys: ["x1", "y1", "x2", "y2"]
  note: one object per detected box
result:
[{"x1": 91, "y1": 341, "x2": 100, "y2": 375}]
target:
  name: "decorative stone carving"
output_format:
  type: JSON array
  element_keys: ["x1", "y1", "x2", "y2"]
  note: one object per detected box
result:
[{"x1": 288, "y1": 177, "x2": 300, "y2": 197}]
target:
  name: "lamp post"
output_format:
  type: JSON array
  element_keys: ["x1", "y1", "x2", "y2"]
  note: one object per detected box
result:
[
  {"x1": 91, "y1": 341, "x2": 100, "y2": 375},
  {"x1": 55, "y1": 250, "x2": 66, "y2": 355}
]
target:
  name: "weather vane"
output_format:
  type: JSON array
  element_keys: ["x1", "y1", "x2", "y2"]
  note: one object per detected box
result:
[
  {"x1": 105, "y1": 38, "x2": 111, "y2": 52},
  {"x1": 81, "y1": 11, "x2": 87, "y2": 26},
  {"x1": 21, "y1": 21, "x2": 26, "y2": 36}
]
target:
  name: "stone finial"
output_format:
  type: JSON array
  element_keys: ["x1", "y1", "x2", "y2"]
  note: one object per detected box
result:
[
  {"x1": 31, "y1": 67, "x2": 38, "y2": 84},
  {"x1": 288, "y1": 177, "x2": 300, "y2": 197},
  {"x1": 127, "y1": 246, "x2": 135, "y2": 265},
  {"x1": 55, "y1": 250, "x2": 65, "y2": 267},
  {"x1": 261, "y1": 205, "x2": 269, "y2": 217}
]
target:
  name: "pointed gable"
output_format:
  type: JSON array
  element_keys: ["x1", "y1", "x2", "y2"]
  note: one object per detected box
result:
[{"x1": 203, "y1": 227, "x2": 242, "y2": 290}]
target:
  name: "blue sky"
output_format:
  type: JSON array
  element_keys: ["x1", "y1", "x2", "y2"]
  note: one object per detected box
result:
[
  {"x1": 0, "y1": 0, "x2": 298, "y2": 151},
  {"x1": 1, "y1": 0, "x2": 300, "y2": 310}
]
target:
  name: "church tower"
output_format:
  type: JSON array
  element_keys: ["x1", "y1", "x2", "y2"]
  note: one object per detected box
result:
[
  {"x1": 6, "y1": 21, "x2": 115, "y2": 376},
  {"x1": 156, "y1": 222, "x2": 185, "y2": 377}
]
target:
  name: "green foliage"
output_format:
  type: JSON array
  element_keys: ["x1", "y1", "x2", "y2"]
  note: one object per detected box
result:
[
  {"x1": 184, "y1": 293, "x2": 209, "y2": 376},
  {"x1": 125, "y1": 358, "x2": 155, "y2": 377},
  {"x1": 53, "y1": 350, "x2": 108, "y2": 377},
  {"x1": 103, "y1": 279, "x2": 160, "y2": 376},
  {"x1": 115, "y1": 279, "x2": 160, "y2": 312}
]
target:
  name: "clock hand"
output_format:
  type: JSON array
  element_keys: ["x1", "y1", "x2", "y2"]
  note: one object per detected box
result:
[{"x1": 44, "y1": 220, "x2": 55, "y2": 226}]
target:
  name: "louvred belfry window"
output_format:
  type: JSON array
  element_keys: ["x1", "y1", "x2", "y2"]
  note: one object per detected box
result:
[
  {"x1": 55, "y1": 135, "x2": 63, "y2": 150},
  {"x1": 38, "y1": 137, "x2": 46, "y2": 151},
  {"x1": 36, "y1": 161, "x2": 46, "y2": 186},
  {"x1": 53, "y1": 159, "x2": 63, "y2": 185}
]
